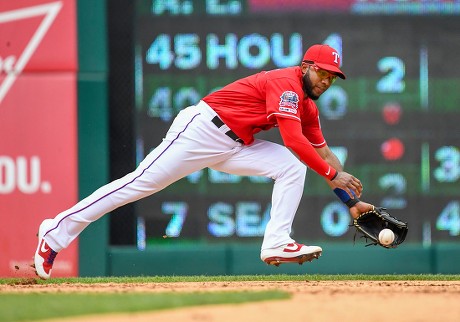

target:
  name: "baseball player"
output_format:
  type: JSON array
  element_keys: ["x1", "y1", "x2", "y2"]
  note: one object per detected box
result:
[{"x1": 34, "y1": 44, "x2": 374, "y2": 279}]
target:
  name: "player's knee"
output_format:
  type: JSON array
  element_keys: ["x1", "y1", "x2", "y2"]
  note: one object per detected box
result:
[
  {"x1": 277, "y1": 158, "x2": 306, "y2": 181},
  {"x1": 292, "y1": 160, "x2": 307, "y2": 180}
]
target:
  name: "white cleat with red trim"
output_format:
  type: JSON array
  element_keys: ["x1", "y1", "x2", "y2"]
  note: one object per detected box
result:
[
  {"x1": 261, "y1": 242, "x2": 322, "y2": 266},
  {"x1": 33, "y1": 219, "x2": 58, "y2": 280}
]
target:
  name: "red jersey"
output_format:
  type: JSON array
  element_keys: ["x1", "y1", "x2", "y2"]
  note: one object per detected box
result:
[{"x1": 202, "y1": 66, "x2": 326, "y2": 147}]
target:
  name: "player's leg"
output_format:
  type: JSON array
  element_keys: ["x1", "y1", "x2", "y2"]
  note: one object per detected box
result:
[
  {"x1": 211, "y1": 139, "x2": 304, "y2": 248},
  {"x1": 44, "y1": 104, "x2": 243, "y2": 251},
  {"x1": 34, "y1": 102, "x2": 241, "y2": 278},
  {"x1": 211, "y1": 139, "x2": 322, "y2": 265}
]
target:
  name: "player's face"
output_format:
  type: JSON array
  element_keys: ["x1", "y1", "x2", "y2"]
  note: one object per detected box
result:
[{"x1": 302, "y1": 63, "x2": 336, "y2": 100}]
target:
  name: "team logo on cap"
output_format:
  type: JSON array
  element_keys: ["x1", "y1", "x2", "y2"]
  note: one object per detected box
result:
[
  {"x1": 331, "y1": 51, "x2": 340, "y2": 65},
  {"x1": 278, "y1": 91, "x2": 299, "y2": 114}
]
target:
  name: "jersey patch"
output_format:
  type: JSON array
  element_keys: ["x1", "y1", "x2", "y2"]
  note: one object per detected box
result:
[{"x1": 278, "y1": 91, "x2": 299, "y2": 115}]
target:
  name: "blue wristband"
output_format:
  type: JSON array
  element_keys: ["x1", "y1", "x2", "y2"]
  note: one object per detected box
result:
[
  {"x1": 333, "y1": 188, "x2": 351, "y2": 203},
  {"x1": 333, "y1": 188, "x2": 359, "y2": 208}
]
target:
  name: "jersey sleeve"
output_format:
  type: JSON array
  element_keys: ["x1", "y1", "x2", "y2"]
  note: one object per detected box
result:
[
  {"x1": 277, "y1": 116, "x2": 337, "y2": 180},
  {"x1": 265, "y1": 77, "x2": 304, "y2": 122},
  {"x1": 301, "y1": 101, "x2": 327, "y2": 148}
]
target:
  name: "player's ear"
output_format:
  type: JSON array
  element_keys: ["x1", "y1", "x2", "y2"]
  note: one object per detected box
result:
[{"x1": 300, "y1": 61, "x2": 309, "y2": 74}]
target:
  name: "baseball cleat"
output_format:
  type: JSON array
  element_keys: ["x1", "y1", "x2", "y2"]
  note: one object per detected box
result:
[
  {"x1": 34, "y1": 219, "x2": 58, "y2": 280},
  {"x1": 261, "y1": 242, "x2": 322, "y2": 266}
]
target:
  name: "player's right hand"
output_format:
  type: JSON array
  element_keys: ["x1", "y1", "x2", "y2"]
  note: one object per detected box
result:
[{"x1": 331, "y1": 171, "x2": 363, "y2": 198}]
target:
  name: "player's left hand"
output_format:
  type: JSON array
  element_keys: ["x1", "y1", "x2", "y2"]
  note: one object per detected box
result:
[
  {"x1": 351, "y1": 206, "x2": 409, "y2": 248},
  {"x1": 349, "y1": 201, "x2": 374, "y2": 219}
]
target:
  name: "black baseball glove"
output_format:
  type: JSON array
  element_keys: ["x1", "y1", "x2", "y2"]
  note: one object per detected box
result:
[{"x1": 352, "y1": 206, "x2": 408, "y2": 248}]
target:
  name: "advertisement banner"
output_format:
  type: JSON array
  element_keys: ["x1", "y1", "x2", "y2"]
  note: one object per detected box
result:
[{"x1": 0, "y1": 0, "x2": 78, "y2": 277}]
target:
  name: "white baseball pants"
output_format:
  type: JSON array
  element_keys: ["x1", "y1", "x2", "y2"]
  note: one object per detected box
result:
[{"x1": 43, "y1": 101, "x2": 307, "y2": 253}]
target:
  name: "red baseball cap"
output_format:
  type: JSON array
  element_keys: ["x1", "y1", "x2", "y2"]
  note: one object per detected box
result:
[{"x1": 303, "y1": 44, "x2": 346, "y2": 79}]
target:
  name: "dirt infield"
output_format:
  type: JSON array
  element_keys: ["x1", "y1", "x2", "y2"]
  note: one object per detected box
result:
[{"x1": 3, "y1": 280, "x2": 460, "y2": 322}]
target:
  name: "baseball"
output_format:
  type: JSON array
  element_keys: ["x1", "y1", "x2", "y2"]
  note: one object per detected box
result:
[{"x1": 379, "y1": 228, "x2": 395, "y2": 245}]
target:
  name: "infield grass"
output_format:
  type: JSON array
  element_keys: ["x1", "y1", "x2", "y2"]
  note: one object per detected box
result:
[
  {"x1": 0, "y1": 291, "x2": 288, "y2": 321},
  {"x1": 1, "y1": 274, "x2": 459, "y2": 321},
  {"x1": 1, "y1": 273, "x2": 457, "y2": 284}
]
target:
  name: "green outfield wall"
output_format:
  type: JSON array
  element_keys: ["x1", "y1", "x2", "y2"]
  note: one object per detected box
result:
[
  {"x1": 106, "y1": 243, "x2": 460, "y2": 276},
  {"x1": 77, "y1": 0, "x2": 109, "y2": 277}
]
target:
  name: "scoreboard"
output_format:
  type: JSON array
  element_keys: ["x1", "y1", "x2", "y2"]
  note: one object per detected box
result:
[{"x1": 133, "y1": 0, "x2": 460, "y2": 246}]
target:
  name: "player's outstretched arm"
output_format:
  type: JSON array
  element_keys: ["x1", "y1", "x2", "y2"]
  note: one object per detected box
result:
[
  {"x1": 277, "y1": 117, "x2": 338, "y2": 181},
  {"x1": 315, "y1": 145, "x2": 363, "y2": 198},
  {"x1": 277, "y1": 117, "x2": 363, "y2": 196}
]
